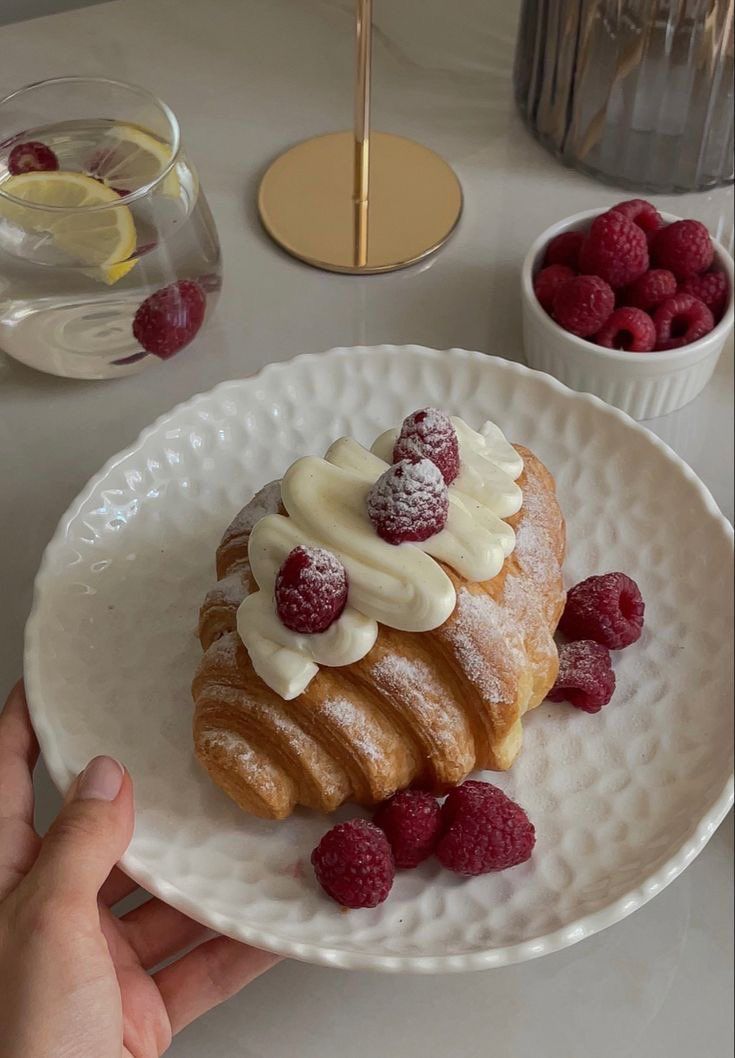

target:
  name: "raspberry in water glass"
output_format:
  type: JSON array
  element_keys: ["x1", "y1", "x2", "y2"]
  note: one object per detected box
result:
[{"x1": 0, "y1": 77, "x2": 221, "y2": 379}]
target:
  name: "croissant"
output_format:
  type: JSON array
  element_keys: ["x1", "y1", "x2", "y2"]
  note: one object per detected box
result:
[{"x1": 192, "y1": 438, "x2": 565, "y2": 820}]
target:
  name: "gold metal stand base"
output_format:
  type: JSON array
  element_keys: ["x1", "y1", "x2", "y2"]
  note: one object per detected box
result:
[{"x1": 258, "y1": 131, "x2": 463, "y2": 274}]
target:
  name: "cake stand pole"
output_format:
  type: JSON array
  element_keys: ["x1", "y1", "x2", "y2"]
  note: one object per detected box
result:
[
  {"x1": 257, "y1": 1, "x2": 463, "y2": 275},
  {"x1": 353, "y1": 0, "x2": 372, "y2": 268}
]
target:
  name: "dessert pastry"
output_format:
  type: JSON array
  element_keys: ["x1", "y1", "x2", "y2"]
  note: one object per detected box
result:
[{"x1": 192, "y1": 411, "x2": 565, "y2": 820}]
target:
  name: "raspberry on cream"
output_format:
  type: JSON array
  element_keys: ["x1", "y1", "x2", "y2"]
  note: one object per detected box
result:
[
  {"x1": 236, "y1": 415, "x2": 524, "y2": 700},
  {"x1": 274, "y1": 545, "x2": 348, "y2": 633},
  {"x1": 367, "y1": 458, "x2": 449, "y2": 544},
  {"x1": 392, "y1": 407, "x2": 460, "y2": 484}
]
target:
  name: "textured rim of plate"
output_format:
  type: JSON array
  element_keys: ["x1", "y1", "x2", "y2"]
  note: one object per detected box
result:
[{"x1": 24, "y1": 345, "x2": 735, "y2": 974}]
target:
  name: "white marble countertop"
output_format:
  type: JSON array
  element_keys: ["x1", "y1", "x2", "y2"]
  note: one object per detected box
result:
[{"x1": 1, "y1": 1, "x2": 732, "y2": 1055}]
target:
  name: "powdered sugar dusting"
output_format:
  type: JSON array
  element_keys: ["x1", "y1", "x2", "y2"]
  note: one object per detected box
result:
[
  {"x1": 204, "y1": 630, "x2": 242, "y2": 668},
  {"x1": 444, "y1": 588, "x2": 526, "y2": 704},
  {"x1": 502, "y1": 573, "x2": 552, "y2": 661},
  {"x1": 198, "y1": 726, "x2": 280, "y2": 796},
  {"x1": 208, "y1": 570, "x2": 248, "y2": 608},
  {"x1": 513, "y1": 472, "x2": 557, "y2": 590},
  {"x1": 393, "y1": 407, "x2": 460, "y2": 484},
  {"x1": 225, "y1": 480, "x2": 282, "y2": 540},
  {"x1": 371, "y1": 652, "x2": 443, "y2": 702},
  {"x1": 199, "y1": 726, "x2": 254, "y2": 761},
  {"x1": 318, "y1": 697, "x2": 384, "y2": 764},
  {"x1": 280, "y1": 547, "x2": 345, "y2": 591},
  {"x1": 275, "y1": 546, "x2": 348, "y2": 634},
  {"x1": 367, "y1": 458, "x2": 449, "y2": 543}
]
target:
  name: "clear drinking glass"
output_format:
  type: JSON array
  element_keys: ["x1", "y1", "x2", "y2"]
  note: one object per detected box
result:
[
  {"x1": 0, "y1": 76, "x2": 222, "y2": 379},
  {"x1": 514, "y1": 0, "x2": 734, "y2": 193}
]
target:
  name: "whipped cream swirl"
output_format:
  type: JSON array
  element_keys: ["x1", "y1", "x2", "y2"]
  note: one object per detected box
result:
[{"x1": 237, "y1": 418, "x2": 523, "y2": 699}]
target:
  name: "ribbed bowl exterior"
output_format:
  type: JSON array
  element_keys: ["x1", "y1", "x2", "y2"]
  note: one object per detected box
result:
[{"x1": 514, "y1": 0, "x2": 734, "y2": 193}]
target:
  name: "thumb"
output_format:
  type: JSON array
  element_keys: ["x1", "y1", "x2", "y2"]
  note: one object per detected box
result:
[{"x1": 33, "y1": 756, "x2": 134, "y2": 905}]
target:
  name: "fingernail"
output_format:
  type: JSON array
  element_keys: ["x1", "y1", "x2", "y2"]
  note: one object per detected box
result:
[{"x1": 77, "y1": 756, "x2": 124, "y2": 801}]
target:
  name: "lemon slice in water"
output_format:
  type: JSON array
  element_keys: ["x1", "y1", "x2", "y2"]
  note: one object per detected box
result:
[
  {"x1": 90, "y1": 124, "x2": 180, "y2": 197},
  {"x1": 0, "y1": 170, "x2": 137, "y2": 284}
]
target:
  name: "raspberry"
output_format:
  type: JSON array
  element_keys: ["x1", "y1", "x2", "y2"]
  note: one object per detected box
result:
[
  {"x1": 274, "y1": 545, "x2": 348, "y2": 634},
  {"x1": 393, "y1": 408, "x2": 460, "y2": 485},
  {"x1": 579, "y1": 210, "x2": 649, "y2": 288},
  {"x1": 653, "y1": 293, "x2": 714, "y2": 350},
  {"x1": 311, "y1": 819, "x2": 395, "y2": 908},
  {"x1": 680, "y1": 271, "x2": 729, "y2": 320},
  {"x1": 552, "y1": 274, "x2": 615, "y2": 337},
  {"x1": 594, "y1": 307, "x2": 656, "y2": 352},
  {"x1": 623, "y1": 269, "x2": 677, "y2": 311},
  {"x1": 373, "y1": 790, "x2": 441, "y2": 868},
  {"x1": 533, "y1": 264, "x2": 576, "y2": 313},
  {"x1": 652, "y1": 219, "x2": 713, "y2": 279},
  {"x1": 367, "y1": 458, "x2": 449, "y2": 544},
  {"x1": 611, "y1": 199, "x2": 664, "y2": 236},
  {"x1": 440, "y1": 779, "x2": 506, "y2": 825},
  {"x1": 8, "y1": 140, "x2": 59, "y2": 174},
  {"x1": 436, "y1": 782, "x2": 535, "y2": 875},
  {"x1": 560, "y1": 572, "x2": 645, "y2": 649},
  {"x1": 132, "y1": 279, "x2": 206, "y2": 359},
  {"x1": 543, "y1": 230, "x2": 584, "y2": 269},
  {"x1": 547, "y1": 640, "x2": 615, "y2": 713}
]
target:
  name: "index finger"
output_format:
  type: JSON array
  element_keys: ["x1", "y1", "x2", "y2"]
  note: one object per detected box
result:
[{"x1": 0, "y1": 681, "x2": 40, "y2": 825}]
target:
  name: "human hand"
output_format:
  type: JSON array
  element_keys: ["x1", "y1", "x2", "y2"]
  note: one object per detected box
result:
[{"x1": 0, "y1": 681, "x2": 279, "y2": 1058}]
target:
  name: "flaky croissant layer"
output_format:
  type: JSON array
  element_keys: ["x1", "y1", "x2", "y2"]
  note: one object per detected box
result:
[{"x1": 193, "y1": 445, "x2": 565, "y2": 819}]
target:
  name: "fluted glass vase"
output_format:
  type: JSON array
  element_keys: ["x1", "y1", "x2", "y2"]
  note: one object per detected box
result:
[{"x1": 514, "y1": 0, "x2": 734, "y2": 193}]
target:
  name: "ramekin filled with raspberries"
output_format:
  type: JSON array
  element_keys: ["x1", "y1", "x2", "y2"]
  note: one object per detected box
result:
[{"x1": 521, "y1": 202, "x2": 733, "y2": 421}]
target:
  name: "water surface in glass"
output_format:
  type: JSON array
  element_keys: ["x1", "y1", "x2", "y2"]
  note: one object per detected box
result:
[{"x1": 0, "y1": 81, "x2": 221, "y2": 379}]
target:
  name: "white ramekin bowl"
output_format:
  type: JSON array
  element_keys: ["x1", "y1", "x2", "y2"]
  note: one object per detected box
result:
[{"x1": 521, "y1": 209, "x2": 734, "y2": 420}]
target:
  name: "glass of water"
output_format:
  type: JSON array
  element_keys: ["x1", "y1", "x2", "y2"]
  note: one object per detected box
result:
[{"x1": 0, "y1": 76, "x2": 222, "y2": 379}]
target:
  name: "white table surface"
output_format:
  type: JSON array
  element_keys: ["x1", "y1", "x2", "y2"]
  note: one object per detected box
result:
[{"x1": 1, "y1": 1, "x2": 733, "y2": 1055}]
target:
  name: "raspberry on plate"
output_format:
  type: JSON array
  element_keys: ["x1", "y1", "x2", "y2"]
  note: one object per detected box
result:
[
  {"x1": 275, "y1": 545, "x2": 348, "y2": 634},
  {"x1": 552, "y1": 274, "x2": 615, "y2": 337},
  {"x1": 543, "y1": 230, "x2": 584, "y2": 270},
  {"x1": 534, "y1": 264, "x2": 576, "y2": 313},
  {"x1": 373, "y1": 789, "x2": 441, "y2": 868},
  {"x1": 393, "y1": 407, "x2": 460, "y2": 485},
  {"x1": 680, "y1": 270, "x2": 729, "y2": 320},
  {"x1": 436, "y1": 781, "x2": 535, "y2": 876},
  {"x1": 611, "y1": 199, "x2": 664, "y2": 236},
  {"x1": 579, "y1": 210, "x2": 649, "y2": 288},
  {"x1": 594, "y1": 307, "x2": 656, "y2": 352},
  {"x1": 132, "y1": 279, "x2": 206, "y2": 359},
  {"x1": 440, "y1": 779, "x2": 507, "y2": 826},
  {"x1": 547, "y1": 640, "x2": 616, "y2": 713},
  {"x1": 560, "y1": 571, "x2": 645, "y2": 649},
  {"x1": 8, "y1": 140, "x2": 59, "y2": 174},
  {"x1": 367, "y1": 458, "x2": 449, "y2": 544},
  {"x1": 653, "y1": 293, "x2": 714, "y2": 350},
  {"x1": 311, "y1": 819, "x2": 395, "y2": 908},
  {"x1": 623, "y1": 269, "x2": 677, "y2": 312},
  {"x1": 652, "y1": 219, "x2": 714, "y2": 279}
]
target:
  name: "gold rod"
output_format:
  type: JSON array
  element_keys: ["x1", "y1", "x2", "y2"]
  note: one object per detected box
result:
[{"x1": 353, "y1": 0, "x2": 372, "y2": 266}]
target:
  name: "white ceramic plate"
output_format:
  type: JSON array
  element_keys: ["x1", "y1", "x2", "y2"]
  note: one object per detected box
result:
[{"x1": 25, "y1": 346, "x2": 733, "y2": 973}]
